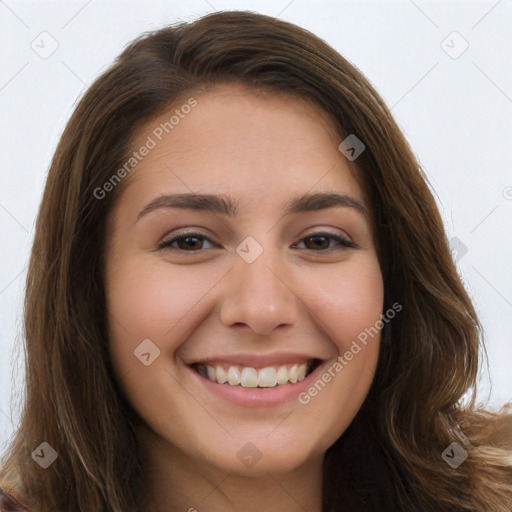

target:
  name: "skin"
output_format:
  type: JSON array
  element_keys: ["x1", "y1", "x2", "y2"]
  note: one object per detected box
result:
[{"x1": 104, "y1": 83, "x2": 384, "y2": 512}]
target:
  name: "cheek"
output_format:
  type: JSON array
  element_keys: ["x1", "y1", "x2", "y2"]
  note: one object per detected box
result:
[
  {"x1": 293, "y1": 258, "x2": 383, "y2": 446},
  {"x1": 304, "y1": 256, "x2": 384, "y2": 350},
  {"x1": 105, "y1": 257, "x2": 221, "y2": 374},
  {"x1": 104, "y1": 257, "x2": 225, "y2": 443},
  {"x1": 110, "y1": 252, "x2": 209, "y2": 318}
]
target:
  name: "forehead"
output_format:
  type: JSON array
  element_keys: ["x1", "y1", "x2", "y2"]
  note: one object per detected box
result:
[{"x1": 115, "y1": 84, "x2": 367, "y2": 216}]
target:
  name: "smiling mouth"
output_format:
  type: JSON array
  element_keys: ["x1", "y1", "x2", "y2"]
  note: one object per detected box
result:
[{"x1": 191, "y1": 359, "x2": 322, "y2": 388}]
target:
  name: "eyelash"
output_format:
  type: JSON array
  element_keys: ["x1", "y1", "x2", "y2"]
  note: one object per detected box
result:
[{"x1": 157, "y1": 231, "x2": 356, "y2": 252}]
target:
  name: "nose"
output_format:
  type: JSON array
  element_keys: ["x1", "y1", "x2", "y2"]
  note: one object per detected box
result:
[{"x1": 219, "y1": 248, "x2": 299, "y2": 336}]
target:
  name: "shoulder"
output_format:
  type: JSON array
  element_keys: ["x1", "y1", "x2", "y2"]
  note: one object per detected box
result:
[{"x1": 0, "y1": 486, "x2": 30, "y2": 512}]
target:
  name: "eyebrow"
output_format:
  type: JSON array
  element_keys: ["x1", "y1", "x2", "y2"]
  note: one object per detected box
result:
[{"x1": 136, "y1": 191, "x2": 369, "y2": 221}]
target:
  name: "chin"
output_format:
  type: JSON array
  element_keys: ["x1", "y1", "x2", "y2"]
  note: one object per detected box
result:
[{"x1": 193, "y1": 426, "x2": 329, "y2": 477}]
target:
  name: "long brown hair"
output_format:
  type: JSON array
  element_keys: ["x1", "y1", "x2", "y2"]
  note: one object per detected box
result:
[{"x1": 1, "y1": 11, "x2": 511, "y2": 512}]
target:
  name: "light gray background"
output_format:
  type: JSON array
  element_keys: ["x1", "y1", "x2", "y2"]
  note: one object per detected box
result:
[{"x1": 1, "y1": 0, "x2": 511, "y2": 456}]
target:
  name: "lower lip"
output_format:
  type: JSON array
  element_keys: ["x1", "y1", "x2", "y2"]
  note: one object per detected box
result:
[{"x1": 188, "y1": 362, "x2": 326, "y2": 408}]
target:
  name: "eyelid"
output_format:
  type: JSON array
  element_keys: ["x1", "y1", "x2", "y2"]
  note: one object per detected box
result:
[
  {"x1": 300, "y1": 226, "x2": 354, "y2": 244},
  {"x1": 157, "y1": 229, "x2": 216, "y2": 250},
  {"x1": 292, "y1": 231, "x2": 356, "y2": 250}
]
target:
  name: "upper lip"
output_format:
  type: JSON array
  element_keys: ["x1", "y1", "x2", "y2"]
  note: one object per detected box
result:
[{"x1": 188, "y1": 352, "x2": 324, "y2": 368}]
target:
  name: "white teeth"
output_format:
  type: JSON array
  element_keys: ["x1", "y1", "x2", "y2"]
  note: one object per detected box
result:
[
  {"x1": 276, "y1": 365, "x2": 288, "y2": 385},
  {"x1": 227, "y1": 366, "x2": 241, "y2": 385},
  {"x1": 241, "y1": 367, "x2": 258, "y2": 387},
  {"x1": 258, "y1": 367, "x2": 277, "y2": 387},
  {"x1": 199, "y1": 362, "x2": 311, "y2": 387},
  {"x1": 288, "y1": 364, "x2": 298, "y2": 383},
  {"x1": 215, "y1": 366, "x2": 228, "y2": 384},
  {"x1": 297, "y1": 364, "x2": 307, "y2": 381}
]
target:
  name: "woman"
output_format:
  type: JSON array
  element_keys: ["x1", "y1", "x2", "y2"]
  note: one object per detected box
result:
[{"x1": 1, "y1": 10, "x2": 511, "y2": 512}]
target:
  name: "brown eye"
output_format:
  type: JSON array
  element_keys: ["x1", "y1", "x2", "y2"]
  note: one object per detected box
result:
[
  {"x1": 158, "y1": 233, "x2": 215, "y2": 251},
  {"x1": 175, "y1": 236, "x2": 204, "y2": 250},
  {"x1": 296, "y1": 233, "x2": 356, "y2": 251},
  {"x1": 304, "y1": 235, "x2": 330, "y2": 250}
]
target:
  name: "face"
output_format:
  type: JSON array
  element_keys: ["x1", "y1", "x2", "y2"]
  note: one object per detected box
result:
[{"x1": 103, "y1": 84, "x2": 384, "y2": 478}]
